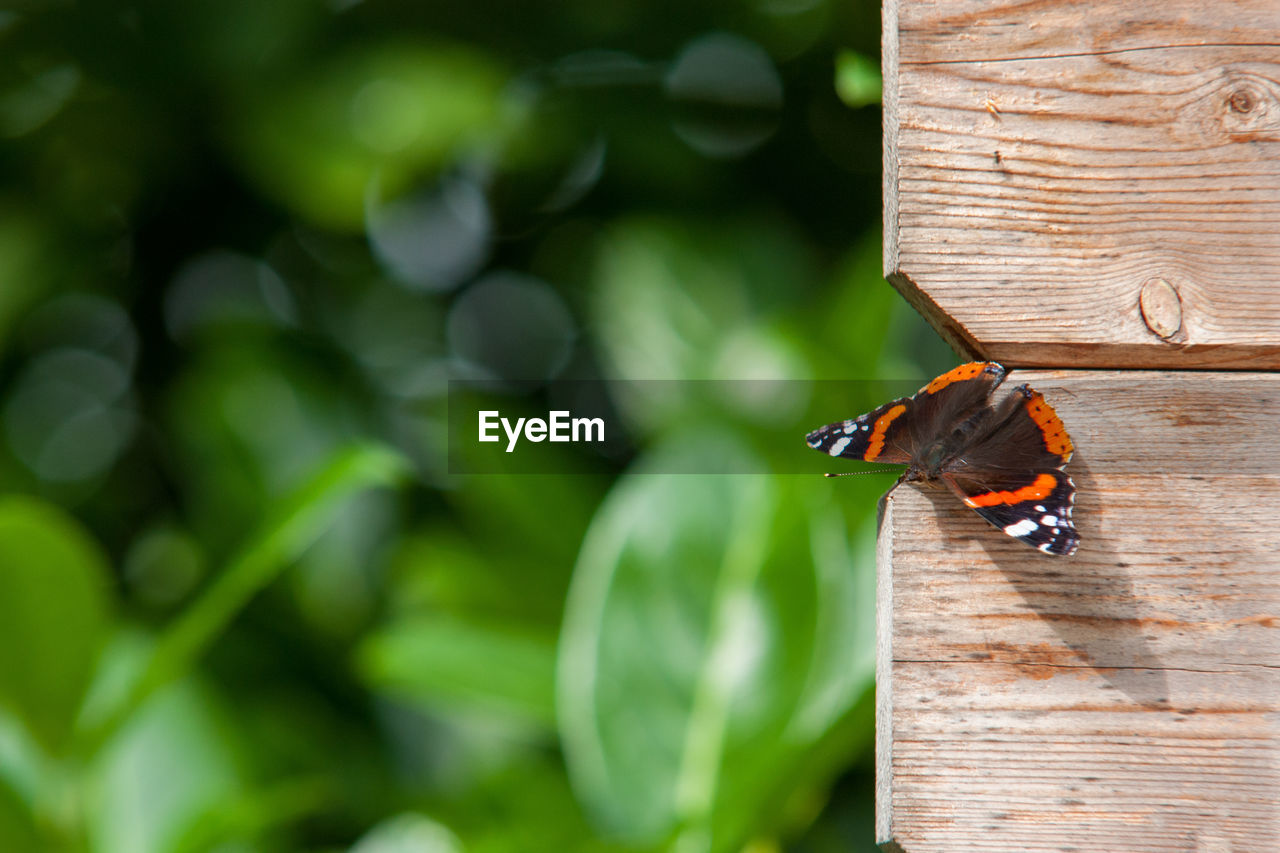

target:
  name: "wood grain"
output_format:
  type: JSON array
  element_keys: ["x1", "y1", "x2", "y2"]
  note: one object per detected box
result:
[
  {"x1": 875, "y1": 370, "x2": 1280, "y2": 852},
  {"x1": 883, "y1": 0, "x2": 1280, "y2": 369}
]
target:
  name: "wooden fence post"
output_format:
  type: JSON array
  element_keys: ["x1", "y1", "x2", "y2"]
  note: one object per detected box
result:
[{"x1": 878, "y1": 2, "x2": 1280, "y2": 850}]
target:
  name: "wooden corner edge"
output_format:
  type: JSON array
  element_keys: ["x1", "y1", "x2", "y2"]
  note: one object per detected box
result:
[
  {"x1": 882, "y1": 0, "x2": 900, "y2": 280},
  {"x1": 875, "y1": 492, "x2": 898, "y2": 850},
  {"x1": 885, "y1": 270, "x2": 984, "y2": 361}
]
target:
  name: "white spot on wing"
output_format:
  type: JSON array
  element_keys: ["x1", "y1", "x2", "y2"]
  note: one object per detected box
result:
[
  {"x1": 1004, "y1": 518, "x2": 1038, "y2": 538},
  {"x1": 1041, "y1": 515, "x2": 1058, "y2": 526},
  {"x1": 828, "y1": 436, "x2": 852, "y2": 457}
]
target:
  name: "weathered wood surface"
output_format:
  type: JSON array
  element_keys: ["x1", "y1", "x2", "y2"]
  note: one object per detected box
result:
[
  {"x1": 875, "y1": 370, "x2": 1280, "y2": 852},
  {"x1": 883, "y1": 0, "x2": 1280, "y2": 369}
]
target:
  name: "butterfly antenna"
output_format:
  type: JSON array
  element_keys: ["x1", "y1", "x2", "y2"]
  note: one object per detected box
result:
[{"x1": 824, "y1": 466, "x2": 900, "y2": 478}]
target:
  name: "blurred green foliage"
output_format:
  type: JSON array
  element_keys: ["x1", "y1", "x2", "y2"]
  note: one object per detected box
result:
[{"x1": 0, "y1": 1, "x2": 954, "y2": 851}]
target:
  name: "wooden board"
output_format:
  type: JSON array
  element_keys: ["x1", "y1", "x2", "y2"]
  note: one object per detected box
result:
[
  {"x1": 883, "y1": 0, "x2": 1280, "y2": 369},
  {"x1": 875, "y1": 370, "x2": 1280, "y2": 852}
]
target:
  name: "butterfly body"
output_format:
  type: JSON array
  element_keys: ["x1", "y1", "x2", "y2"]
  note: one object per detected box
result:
[{"x1": 806, "y1": 362, "x2": 1078, "y2": 556}]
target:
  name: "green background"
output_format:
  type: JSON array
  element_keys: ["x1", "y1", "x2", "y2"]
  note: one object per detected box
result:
[{"x1": 0, "y1": 1, "x2": 954, "y2": 851}]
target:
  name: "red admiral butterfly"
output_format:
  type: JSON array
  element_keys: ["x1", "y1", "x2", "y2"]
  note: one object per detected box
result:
[{"x1": 806, "y1": 362, "x2": 1078, "y2": 555}]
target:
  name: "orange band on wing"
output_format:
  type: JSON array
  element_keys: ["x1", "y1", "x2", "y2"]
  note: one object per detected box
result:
[
  {"x1": 923, "y1": 362, "x2": 993, "y2": 395},
  {"x1": 865, "y1": 404, "x2": 907, "y2": 461},
  {"x1": 1024, "y1": 393, "x2": 1074, "y2": 458},
  {"x1": 964, "y1": 472, "x2": 1057, "y2": 508}
]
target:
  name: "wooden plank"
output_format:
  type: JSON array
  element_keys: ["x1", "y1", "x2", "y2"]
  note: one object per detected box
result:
[
  {"x1": 883, "y1": 0, "x2": 1280, "y2": 369},
  {"x1": 876, "y1": 370, "x2": 1280, "y2": 852}
]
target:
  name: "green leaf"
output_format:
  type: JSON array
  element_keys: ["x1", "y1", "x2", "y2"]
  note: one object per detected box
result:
[
  {"x1": 557, "y1": 434, "x2": 874, "y2": 851},
  {"x1": 358, "y1": 618, "x2": 558, "y2": 727},
  {"x1": 87, "y1": 678, "x2": 246, "y2": 853},
  {"x1": 169, "y1": 776, "x2": 329, "y2": 853},
  {"x1": 0, "y1": 496, "x2": 110, "y2": 752},
  {"x1": 834, "y1": 51, "x2": 881, "y2": 109},
  {"x1": 0, "y1": 776, "x2": 40, "y2": 852},
  {"x1": 85, "y1": 443, "x2": 410, "y2": 747},
  {"x1": 0, "y1": 768, "x2": 39, "y2": 845},
  {"x1": 445, "y1": 752, "x2": 635, "y2": 853},
  {"x1": 590, "y1": 217, "x2": 815, "y2": 437},
  {"x1": 349, "y1": 813, "x2": 464, "y2": 853}
]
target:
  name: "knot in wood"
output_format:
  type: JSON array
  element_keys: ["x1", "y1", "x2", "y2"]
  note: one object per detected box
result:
[
  {"x1": 1229, "y1": 88, "x2": 1256, "y2": 114},
  {"x1": 1139, "y1": 278, "x2": 1182, "y2": 341},
  {"x1": 1217, "y1": 72, "x2": 1280, "y2": 139}
]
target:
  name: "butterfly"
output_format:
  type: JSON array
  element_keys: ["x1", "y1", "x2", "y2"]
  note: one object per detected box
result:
[{"x1": 806, "y1": 362, "x2": 1078, "y2": 555}]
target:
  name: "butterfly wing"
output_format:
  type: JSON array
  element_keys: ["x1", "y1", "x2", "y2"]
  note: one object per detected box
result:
[
  {"x1": 805, "y1": 361, "x2": 1007, "y2": 466},
  {"x1": 943, "y1": 383, "x2": 1078, "y2": 555},
  {"x1": 943, "y1": 468, "x2": 1078, "y2": 555},
  {"x1": 903, "y1": 362, "x2": 1007, "y2": 450},
  {"x1": 955, "y1": 384, "x2": 1073, "y2": 470},
  {"x1": 805, "y1": 396, "x2": 917, "y2": 464}
]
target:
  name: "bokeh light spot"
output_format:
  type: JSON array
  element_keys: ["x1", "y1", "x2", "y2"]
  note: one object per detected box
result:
[
  {"x1": 835, "y1": 49, "x2": 882, "y2": 108},
  {"x1": 368, "y1": 178, "x2": 491, "y2": 292},
  {"x1": 4, "y1": 349, "x2": 134, "y2": 483},
  {"x1": 124, "y1": 526, "x2": 206, "y2": 608},
  {"x1": 165, "y1": 250, "x2": 297, "y2": 341},
  {"x1": 0, "y1": 63, "x2": 80, "y2": 139},
  {"x1": 338, "y1": 286, "x2": 447, "y2": 398},
  {"x1": 447, "y1": 272, "x2": 575, "y2": 381},
  {"x1": 21, "y1": 292, "x2": 138, "y2": 374},
  {"x1": 665, "y1": 33, "x2": 783, "y2": 158}
]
